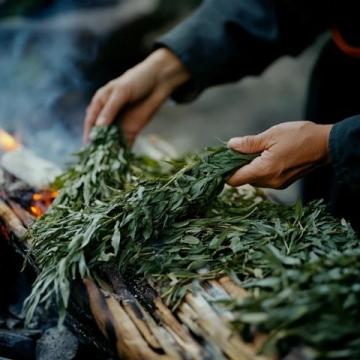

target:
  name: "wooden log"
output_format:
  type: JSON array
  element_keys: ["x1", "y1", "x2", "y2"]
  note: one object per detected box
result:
[
  {"x1": 107, "y1": 272, "x2": 162, "y2": 350},
  {"x1": 5, "y1": 199, "x2": 35, "y2": 228},
  {"x1": 84, "y1": 278, "x2": 177, "y2": 360},
  {"x1": 109, "y1": 268, "x2": 205, "y2": 358},
  {"x1": 218, "y1": 276, "x2": 248, "y2": 299},
  {"x1": 98, "y1": 268, "x2": 206, "y2": 359},
  {"x1": 99, "y1": 266, "x2": 271, "y2": 359},
  {"x1": 153, "y1": 297, "x2": 205, "y2": 360},
  {"x1": 180, "y1": 292, "x2": 266, "y2": 360},
  {"x1": 0, "y1": 199, "x2": 26, "y2": 238},
  {"x1": 216, "y1": 277, "x2": 269, "y2": 354}
]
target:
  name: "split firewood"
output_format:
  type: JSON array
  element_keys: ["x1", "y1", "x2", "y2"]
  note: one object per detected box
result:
[
  {"x1": 95, "y1": 267, "x2": 206, "y2": 359},
  {"x1": 105, "y1": 270, "x2": 162, "y2": 351},
  {"x1": 206, "y1": 280, "x2": 270, "y2": 355},
  {"x1": 179, "y1": 291, "x2": 267, "y2": 360},
  {"x1": 218, "y1": 277, "x2": 249, "y2": 300},
  {"x1": 152, "y1": 297, "x2": 206, "y2": 359},
  {"x1": 84, "y1": 278, "x2": 179, "y2": 360},
  {"x1": 0, "y1": 199, "x2": 26, "y2": 238},
  {"x1": 5, "y1": 199, "x2": 35, "y2": 228}
]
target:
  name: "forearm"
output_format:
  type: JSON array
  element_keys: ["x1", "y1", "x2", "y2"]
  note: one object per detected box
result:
[{"x1": 156, "y1": 0, "x2": 330, "y2": 102}]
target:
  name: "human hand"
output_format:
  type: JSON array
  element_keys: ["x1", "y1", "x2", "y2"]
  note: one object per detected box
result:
[
  {"x1": 227, "y1": 121, "x2": 333, "y2": 188},
  {"x1": 83, "y1": 48, "x2": 190, "y2": 144}
]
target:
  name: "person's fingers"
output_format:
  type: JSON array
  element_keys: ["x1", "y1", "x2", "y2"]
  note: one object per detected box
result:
[
  {"x1": 121, "y1": 89, "x2": 168, "y2": 143},
  {"x1": 228, "y1": 133, "x2": 266, "y2": 154},
  {"x1": 227, "y1": 156, "x2": 269, "y2": 187},
  {"x1": 83, "y1": 103, "x2": 103, "y2": 143},
  {"x1": 83, "y1": 88, "x2": 110, "y2": 143},
  {"x1": 96, "y1": 89, "x2": 129, "y2": 127},
  {"x1": 228, "y1": 159, "x2": 313, "y2": 189},
  {"x1": 278, "y1": 163, "x2": 314, "y2": 189}
]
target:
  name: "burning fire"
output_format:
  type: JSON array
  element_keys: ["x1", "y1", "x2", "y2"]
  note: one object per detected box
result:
[
  {"x1": 0, "y1": 129, "x2": 21, "y2": 152},
  {"x1": 30, "y1": 190, "x2": 58, "y2": 217},
  {"x1": 0, "y1": 128, "x2": 57, "y2": 217}
]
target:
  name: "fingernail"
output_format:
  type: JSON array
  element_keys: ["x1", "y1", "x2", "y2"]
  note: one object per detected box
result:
[
  {"x1": 96, "y1": 116, "x2": 107, "y2": 126},
  {"x1": 228, "y1": 138, "x2": 239, "y2": 148}
]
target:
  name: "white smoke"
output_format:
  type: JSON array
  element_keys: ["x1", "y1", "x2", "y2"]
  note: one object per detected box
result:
[
  {"x1": 0, "y1": 24, "x2": 96, "y2": 165},
  {"x1": 0, "y1": 0, "x2": 158, "y2": 165}
]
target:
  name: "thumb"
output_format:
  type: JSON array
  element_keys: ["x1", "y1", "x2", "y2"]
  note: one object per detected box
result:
[{"x1": 228, "y1": 134, "x2": 266, "y2": 154}]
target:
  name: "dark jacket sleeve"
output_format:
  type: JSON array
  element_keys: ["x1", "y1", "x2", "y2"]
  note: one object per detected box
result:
[
  {"x1": 157, "y1": 0, "x2": 332, "y2": 102},
  {"x1": 329, "y1": 115, "x2": 360, "y2": 190}
]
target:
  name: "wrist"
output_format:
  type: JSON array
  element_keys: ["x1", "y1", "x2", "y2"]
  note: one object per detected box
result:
[{"x1": 147, "y1": 48, "x2": 190, "y2": 93}]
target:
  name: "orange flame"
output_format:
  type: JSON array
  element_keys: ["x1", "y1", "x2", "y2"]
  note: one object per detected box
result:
[
  {"x1": 30, "y1": 190, "x2": 58, "y2": 218},
  {"x1": 0, "y1": 129, "x2": 21, "y2": 152}
]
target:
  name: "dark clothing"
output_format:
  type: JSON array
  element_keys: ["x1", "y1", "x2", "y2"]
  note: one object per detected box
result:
[
  {"x1": 157, "y1": 0, "x2": 360, "y2": 226},
  {"x1": 331, "y1": 118, "x2": 360, "y2": 192},
  {"x1": 329, "y1": 117, "x2": 360, "y2": 227},
  {"x1": 304, "y1": 41, "x2": 360, "y2": 227},
  {"x1": 158, "y1": 0, "x2": 359, "y2": 102}
]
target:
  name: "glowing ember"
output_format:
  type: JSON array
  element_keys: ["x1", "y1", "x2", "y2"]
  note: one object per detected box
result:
[
  {"x1": 0, "y1": 129, "x2": 21, "y2": 152},
  {"x1": 30, "y1": 205, "x2": 43, "y2": 218},
  {"x1": 30, "y1": 190, "x2": 58, "y2": 217}
]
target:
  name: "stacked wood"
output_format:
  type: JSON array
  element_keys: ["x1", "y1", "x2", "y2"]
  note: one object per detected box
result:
[{"x1": 0, "y1": 156, "x2": 271, "y2": 360}]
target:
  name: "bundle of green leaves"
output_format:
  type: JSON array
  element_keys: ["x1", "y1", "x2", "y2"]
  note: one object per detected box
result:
[
  {"x1": 51, "y1": 126, "x2": 131, "y2": 208},
  {"x1": 24, "y1": 126, "x2": 255, "y2": 324}
]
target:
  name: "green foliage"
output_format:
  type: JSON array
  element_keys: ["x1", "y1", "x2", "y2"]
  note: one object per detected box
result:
[
  {"x1": 52, "y1": 126, "x2": 131, "y2": 208},
  {"x1": 24, "y1": 126, "x2": 360, "y2": 358},
  {"x1": 24, "y1": 126, "x2": 255, "y2": 325},
  {"x1": 124, "y1": 189, "x2": 360, "y2": 358}
]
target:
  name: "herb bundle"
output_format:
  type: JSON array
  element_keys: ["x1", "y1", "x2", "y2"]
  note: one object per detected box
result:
[
  {"x1": 52, "y1": 126, "x2": 131, "y2": 208},
  {"x1": 24, "y1": 127, "x2": 255, "y2": 324},
  {"x1": 24, "y1": 126, "x2": 132, "y2": 322},
  {"x1": 121, "y1": 188, "x2": 360, "y2": 358}
]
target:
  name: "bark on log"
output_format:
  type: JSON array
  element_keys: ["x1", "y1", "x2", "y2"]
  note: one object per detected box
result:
[{"x1": 0, "y1": 199, "x2": 26, "y2": 238}]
